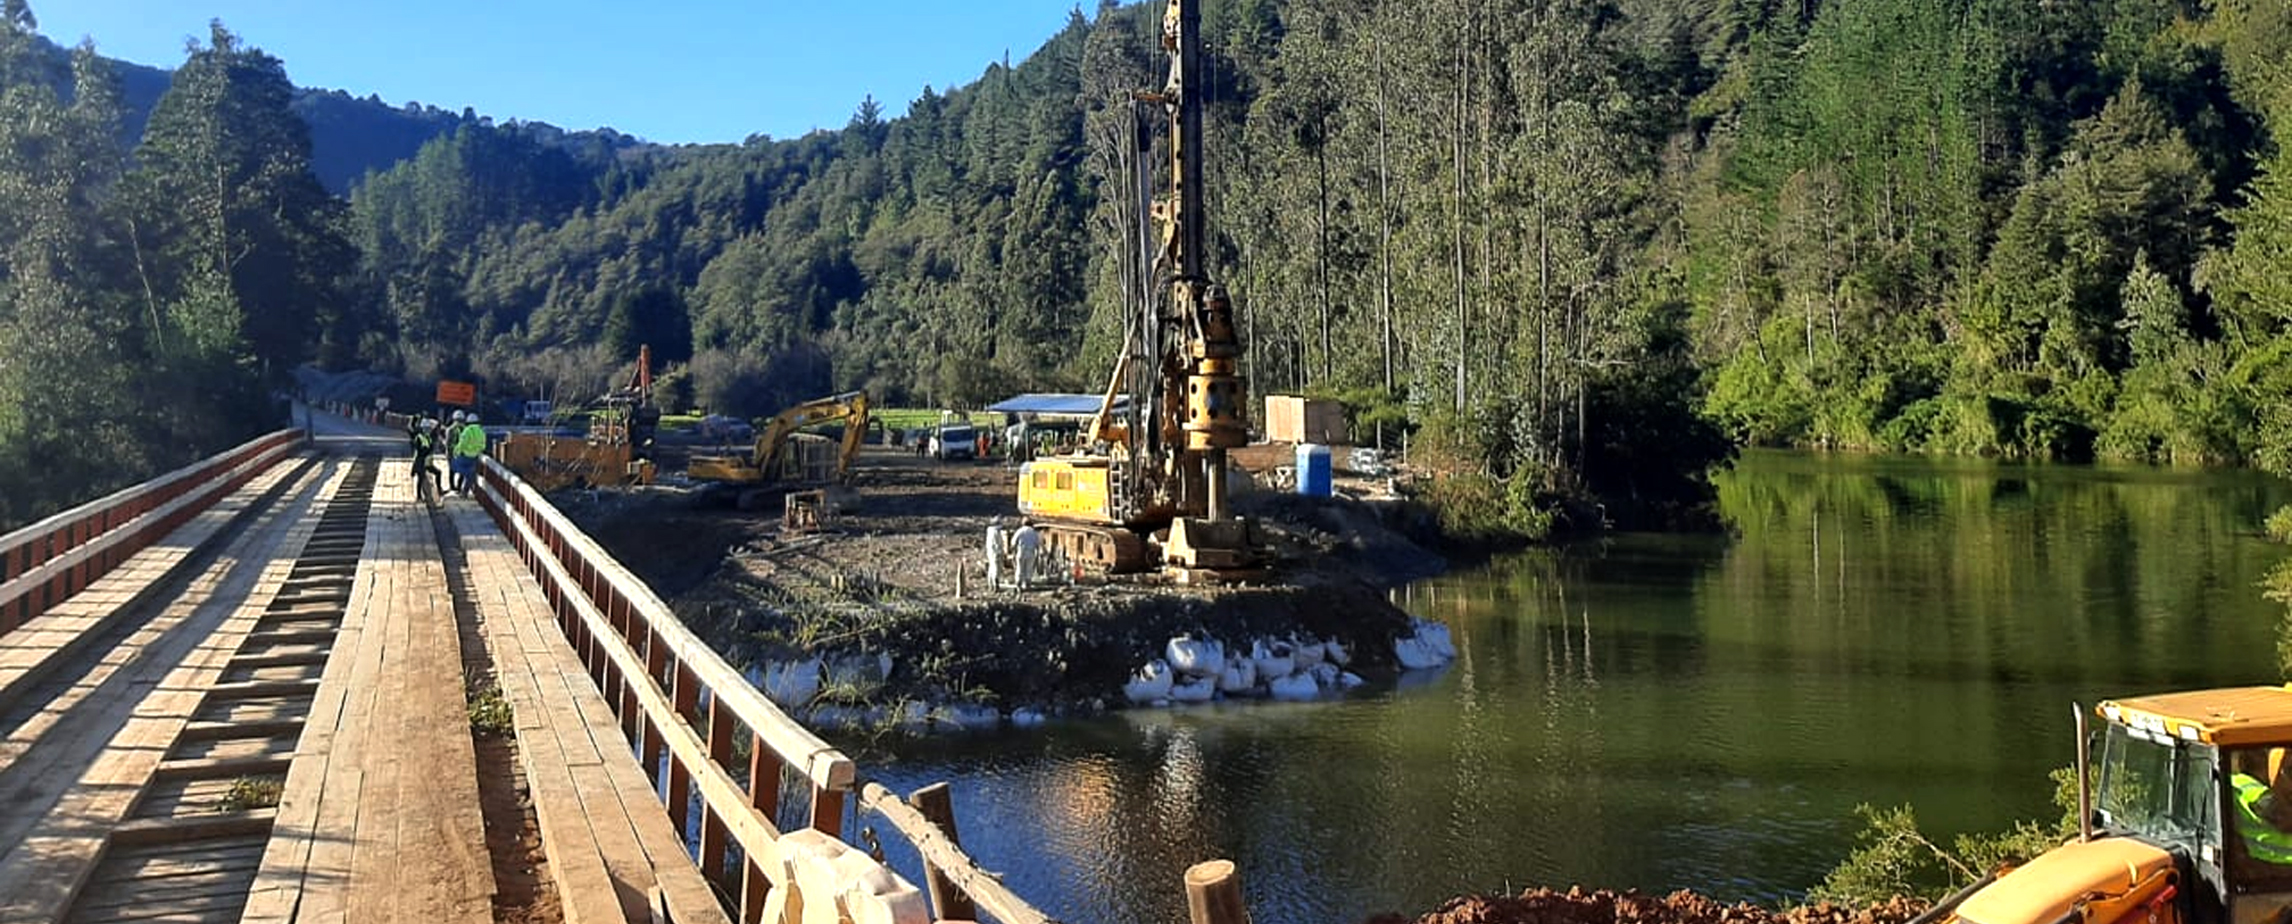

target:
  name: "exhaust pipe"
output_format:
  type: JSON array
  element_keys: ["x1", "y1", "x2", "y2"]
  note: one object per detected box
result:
[{"x1": 2075, "y1": 701, "x2": 2093, "y2": 843}]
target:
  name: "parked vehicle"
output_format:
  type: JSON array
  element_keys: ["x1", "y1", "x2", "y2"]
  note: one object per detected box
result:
[
  {"x1": 934, "y1": 423, "x2": 977, "y2": 461},
  {"x1": 698, "y1": 414, "x2": 756, "y2": 443}
]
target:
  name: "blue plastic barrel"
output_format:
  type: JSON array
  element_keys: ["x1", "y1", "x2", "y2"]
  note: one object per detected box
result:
[{"x1": 1296, "y1": 443, "x2": 1333, "y2": 496}]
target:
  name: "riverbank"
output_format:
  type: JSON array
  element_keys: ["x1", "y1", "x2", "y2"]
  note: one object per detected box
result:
[
  {"x1": 562, "y1": 445, "x2": 1454, "y2": 726},
  {"x1": 1365, "y1": 889, "x2": 1929, "y2": 924}
]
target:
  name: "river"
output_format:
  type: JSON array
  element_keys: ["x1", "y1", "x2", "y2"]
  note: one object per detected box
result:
[{"x1": 835, "y1": 450, "x2": 2292, "y2": 924}]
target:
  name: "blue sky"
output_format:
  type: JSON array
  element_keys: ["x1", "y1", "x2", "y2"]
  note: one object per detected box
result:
[{"x1": 35, "y1": 0, "x2": 1091, "y2": 143}]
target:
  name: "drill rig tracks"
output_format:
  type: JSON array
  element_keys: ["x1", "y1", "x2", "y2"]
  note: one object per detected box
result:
[{"x1": 0, "y1": 454, "x2": 378, "y2": 924}]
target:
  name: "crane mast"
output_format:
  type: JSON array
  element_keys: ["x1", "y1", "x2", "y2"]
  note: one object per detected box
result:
[
  {"x1": 1154, "y1": 0, "x2": 1246, "y2": 523},
  {"x1": 1014, "y1": 0, "x2": 1257, "y2": 575}
]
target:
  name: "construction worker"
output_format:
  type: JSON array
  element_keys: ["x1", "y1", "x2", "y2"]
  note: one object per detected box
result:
[
  {"x1": 452, "y1": 411, "x2": 488, "y2": 497},
  {"x1": 408, "y1": 416, "x2": 441, "y2": 504},
  {"x1": 2234, "y1": 750, "x2": 2292, "y2": 866},
  {"x1": 442, "y1": 411, "x2": 464, "y2": 494}
]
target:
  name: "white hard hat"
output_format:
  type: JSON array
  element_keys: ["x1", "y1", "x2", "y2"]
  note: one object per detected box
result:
[{"x1": 451, "y1": 410, "x2": 465, "y2": 422}]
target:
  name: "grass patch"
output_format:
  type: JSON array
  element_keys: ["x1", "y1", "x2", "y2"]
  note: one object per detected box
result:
[
  {"x1": 873, "y1": 408, "x2": 995, "y2": 433},
  {"x1": 467, "y1": 682, "x2": 515, "y2": 738},
  {"x1": 1409, "y1": 470, "x2": 1554, "y2": 547},
  {"x1": 218, "y1": 776, "x2": 284, "y2": 813}
]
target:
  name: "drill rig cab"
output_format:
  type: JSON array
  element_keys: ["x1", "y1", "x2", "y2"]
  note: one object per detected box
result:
[
  {"x1": 1016, "y1": 0, "x2": 1259, "y2": 576},
  {"x1": 1937, "y1": 686, "x2": 2292, "y2": 924}
]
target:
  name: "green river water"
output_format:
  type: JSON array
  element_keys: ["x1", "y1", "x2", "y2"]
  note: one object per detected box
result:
[{"x1": 844, "y1": 450, "x2": 2292, "y2": 924}]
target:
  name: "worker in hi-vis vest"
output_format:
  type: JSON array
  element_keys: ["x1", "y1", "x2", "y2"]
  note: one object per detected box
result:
[
  {"x1": 451, "y1": 414, "x2": 488, "y2": 498},
  {"x1": 2234, "y1": 749, "x2": 2292, "y2": 865}
]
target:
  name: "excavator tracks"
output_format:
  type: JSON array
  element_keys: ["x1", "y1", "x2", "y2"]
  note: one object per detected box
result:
[{"x1": 1036, "y1": 522, "x2": 1150, "y2": 574}]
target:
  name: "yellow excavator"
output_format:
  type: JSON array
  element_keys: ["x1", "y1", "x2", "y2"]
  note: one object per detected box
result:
[
  {"x1": 1927, "y1": 685, "x2": 2292, "y2": 924},
  {"x1": 687, "y1": 390, "x2": 871, "y2": 510},
  {"x1": 1016, "y1": 0, "x2": 1257, "y2": 576}
]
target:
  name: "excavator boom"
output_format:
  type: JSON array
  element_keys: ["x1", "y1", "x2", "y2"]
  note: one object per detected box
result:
[{"x1": 689, "y1": 391, "x2": 871, "y2": 491}]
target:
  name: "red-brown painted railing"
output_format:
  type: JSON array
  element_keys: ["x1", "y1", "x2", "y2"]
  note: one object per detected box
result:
[
  {"x1": 0, "y1": 429, "x2": 304, "y2": 634},
  {"x1": 475, "y1": 454, "x2": 857, "y2": 922},
  {"x1": 472, "y1": 453, "x2": 1079, "y2": 924}
]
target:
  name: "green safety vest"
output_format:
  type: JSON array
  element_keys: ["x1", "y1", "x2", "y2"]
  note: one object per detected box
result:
[
  {"x1": 455, "y1": 422, "x2": 487, "y2": 458},
  {"x1": 2233, "y1": 775, "x2": 2292, "y2": 864}
]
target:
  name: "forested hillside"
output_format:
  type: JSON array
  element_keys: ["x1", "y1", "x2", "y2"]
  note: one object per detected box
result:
[
  {"x1": 26, "y1": 31, "x2": 650, "y2": 194},
  {"x1": 10, "y1": 0, "x2": 2292, "y2": 531}
]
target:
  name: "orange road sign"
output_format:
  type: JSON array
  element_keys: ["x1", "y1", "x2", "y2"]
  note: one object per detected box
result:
[{"x1": 436, "y1": 381, "x2": 476, "y2": 407}]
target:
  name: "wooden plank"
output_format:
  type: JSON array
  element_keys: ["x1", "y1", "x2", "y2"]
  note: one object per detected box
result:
[
  {"x1": 0, "y1": 463, "x2": 338, "y2": 922},
  {"x1": 242, "y1": 464, "x2": 388, "y2": 924},
  {"x1": 452, "y1": 500, "x2": 731, "y2": 924},
  {"x1": 151, "y1": 754, "x2": 293, "y2": 781},
  {"x1": 110, "y1": 809, "x2": 278, "y2": 846},
  {"x1": 72, "y1": 874, "x2": 260, "y2": 910}
]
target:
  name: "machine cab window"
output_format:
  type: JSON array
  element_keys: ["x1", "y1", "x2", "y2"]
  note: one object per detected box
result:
[{"x1": 2096, "y1": 721, "x2": 2218, "y2": 857}]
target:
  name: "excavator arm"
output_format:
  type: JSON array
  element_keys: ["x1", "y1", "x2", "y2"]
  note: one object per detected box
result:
[{"x1": 747, "y1": 391, "x2": 871, "y2": 483}]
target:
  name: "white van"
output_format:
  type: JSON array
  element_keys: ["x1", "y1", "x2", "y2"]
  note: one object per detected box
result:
[{"x1": 934, "y1": 423, "x2": 976, "y2": 461}]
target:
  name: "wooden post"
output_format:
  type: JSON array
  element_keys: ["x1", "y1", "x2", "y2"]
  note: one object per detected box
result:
[
  {"x1": 910, "y1": 783, "x2": 977, "y2": 923},
  {"x1": 811, "y1": 786, "x2": 845, "y2": 838},
  {"x1": 743, "y1": 732, "x2": 784, "y2": 924},
  {"x1": 1185, "y1": 860, "x2": 1248, "y2": 924},
  {"x1": 701, "y1": 697, "x2": 735, "y2": 887},
  {"x1": 668, "y1": 661, "x2": 699, "y2": 839}
]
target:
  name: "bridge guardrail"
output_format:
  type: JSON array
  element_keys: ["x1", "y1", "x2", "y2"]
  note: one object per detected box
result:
[
  {"x1": 473, "y1": 452, "x2": 1287, "y2": 924},
  {"x1": 0, "y1": 428, "x2": 304, "y2": 633},
  {"x1": 477, "y1": 456, "x2": 862, "y2": 920},
  {"x1": 474, "y1": 454, "x2": 1090, "y2": 924}
]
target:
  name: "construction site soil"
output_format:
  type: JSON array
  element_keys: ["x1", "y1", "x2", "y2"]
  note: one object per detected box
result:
[{"x1": 562, "y1": 444, "x2": 1449, "y2": 718}]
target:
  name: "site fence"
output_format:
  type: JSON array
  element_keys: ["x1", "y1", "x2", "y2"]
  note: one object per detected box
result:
[{"x1": 0, "y1": 429, "x2": 303, "y2": 634}]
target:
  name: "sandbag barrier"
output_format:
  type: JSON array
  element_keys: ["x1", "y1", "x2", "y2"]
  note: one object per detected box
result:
[{"x1": 0, "y1": 429, "x2": 304, "y2": 634}]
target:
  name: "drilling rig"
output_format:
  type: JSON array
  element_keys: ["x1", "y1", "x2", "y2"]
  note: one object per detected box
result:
[{"x1": 1015, "y1": 0, "x2": 1257, "y2": 576}]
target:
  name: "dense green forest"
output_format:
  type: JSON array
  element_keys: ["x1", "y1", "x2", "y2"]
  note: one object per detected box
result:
[{"x1": 9, "y1": 0, "x2": 2292, "y2": 531}]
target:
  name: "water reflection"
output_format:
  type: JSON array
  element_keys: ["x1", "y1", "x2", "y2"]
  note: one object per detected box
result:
[{"x1": 845, "y1": 452, "x2": 2292, "y2": 924}]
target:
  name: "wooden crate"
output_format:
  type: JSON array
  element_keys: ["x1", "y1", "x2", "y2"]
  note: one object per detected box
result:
[{"x1": 1263, "y1": 396, "x2": 1346, "y2": 445}]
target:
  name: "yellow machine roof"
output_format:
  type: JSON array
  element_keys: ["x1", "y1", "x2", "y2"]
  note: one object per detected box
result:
[{"x1": 2102, "y1": 686, "x2": 2292, "y2": 746}]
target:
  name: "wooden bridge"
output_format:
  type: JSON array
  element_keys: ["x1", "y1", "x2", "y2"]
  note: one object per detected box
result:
[{"x1": 0, "y1": 412, "x2": 1229, "y2": 924}]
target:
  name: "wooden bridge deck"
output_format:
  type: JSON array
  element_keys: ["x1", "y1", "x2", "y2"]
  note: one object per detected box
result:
[{"x1": 0, "y1": 433, "x2": 721, "y2": 924}]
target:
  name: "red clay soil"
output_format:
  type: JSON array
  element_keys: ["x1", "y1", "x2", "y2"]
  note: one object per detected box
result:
[{"x1": 1364, "y1": 889, "x2": 1931, "y2": 924}]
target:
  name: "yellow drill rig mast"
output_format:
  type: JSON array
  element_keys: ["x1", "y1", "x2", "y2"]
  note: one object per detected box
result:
[{"x1": 1017, "y1": 0, "x2": 1255, "y2": 575}]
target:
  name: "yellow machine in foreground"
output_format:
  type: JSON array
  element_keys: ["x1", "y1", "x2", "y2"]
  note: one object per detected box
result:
[
  {"x1": 688, "y1": 391, "x2": 870, "y2": 510},
  {"x1": 1931, "y1": 685, "x2": 2292, "y2": 924},
  {"x1": 1017, "y1": 0, "x2": 1256, "y2": 576}
]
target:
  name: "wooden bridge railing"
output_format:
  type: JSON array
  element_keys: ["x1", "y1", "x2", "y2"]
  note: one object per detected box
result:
[
  {"x1": 0, "y1": 428, "x2": 304, "y2": 634},
  {"x1": 473, "y1": 453, "x2": 1236, "y2": 924}
]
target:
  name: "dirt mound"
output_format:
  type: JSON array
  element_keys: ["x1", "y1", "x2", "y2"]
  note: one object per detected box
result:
[{"x1": 1365, "y1": 889, "x2": 1929, "y2": 924}]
